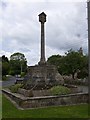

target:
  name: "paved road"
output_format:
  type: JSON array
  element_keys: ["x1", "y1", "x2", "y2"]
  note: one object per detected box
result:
[
  {"x1": 0, "y1": 81, "x2": 2, "y2": 87},
  {"x1": 2, "y1": 76, "x2": 16, "y2": 87},
  {"x1": 0, "y1": 77, "x2": 16, "y2": 94}
]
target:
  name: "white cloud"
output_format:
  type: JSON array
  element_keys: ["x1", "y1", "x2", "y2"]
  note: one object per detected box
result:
[
  {"x1": 1, "y1": 1, "x2": 88, "y2": 65},
  {"x1": 0, "y1": 50, "x2": 11, "y2": 60},
  {"x1": 1, "y1": 0, "x2": 86, "y2": 3}
]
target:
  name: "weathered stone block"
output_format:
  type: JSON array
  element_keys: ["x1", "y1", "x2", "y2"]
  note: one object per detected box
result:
[
  {"x1": 18, "y1": 88, "x2": 33, "y2": 97},
  {"x1": 24, "y1": 64, "x2": 64, "y2": 90}
]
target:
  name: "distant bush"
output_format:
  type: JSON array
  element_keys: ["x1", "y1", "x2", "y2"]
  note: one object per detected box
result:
[
  {"x1": 2, "y1": 75, "x2": 13, "y2": 81},
  {"x1": 49, "y1": 85, "x2": 71, "y2": 95},
  {"x1": 2, "y1": 76, "x2": 10, "y2": 81},
  {"x1": 9, "y1": 84, "x2": 23, "y2": 93},
  {"x1": 2, "y1": 76, "x2": 7, "y2": 81},
  {"x1": 21, "y1": 72, "x2": 26, "y2": 77}
]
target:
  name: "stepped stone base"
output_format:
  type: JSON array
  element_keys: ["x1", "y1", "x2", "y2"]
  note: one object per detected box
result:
[
  {"x1": 23, "y1": 63, "x2": 64, "y2": 90},
  {"x1": 2, "y1": 89, "x2": 88, "y2": 109}
]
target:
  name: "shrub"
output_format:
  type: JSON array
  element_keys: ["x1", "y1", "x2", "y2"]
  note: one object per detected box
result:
[
  {"x1": 9, "y1": 84, "x2": 23, "y2": 93},
  {"x1": 49, "y1": 85, "x2": 71, "y2": 95},
  {"x1": 21, "y1": 72, "x2": 26, "y2": 77},
  {"x1": 2, "y1": 76, "x2": 7, "y2": 81},
  {"x1": 2, "y1": 75, "x2": 12, "y2": 81}
]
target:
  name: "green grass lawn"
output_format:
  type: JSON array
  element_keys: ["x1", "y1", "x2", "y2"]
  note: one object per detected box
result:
[
  {"x1": 2, "y1": 94, "x2": 89, "y2": 118},
  {"x1": 0, "y1": 87, "x2": 2, "y2": 119},
  {"x1": 0, "y1": 96, "x2": 2, "y2": 119}
]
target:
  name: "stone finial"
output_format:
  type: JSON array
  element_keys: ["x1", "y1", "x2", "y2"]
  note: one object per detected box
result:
[{"x1": 39, "y1": 12, "x2": 46, "y2": 23}]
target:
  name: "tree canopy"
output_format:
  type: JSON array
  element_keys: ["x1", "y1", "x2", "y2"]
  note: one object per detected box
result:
[
  {"x1": 47, "y1": 49, "x2": 88, "y2": 79},
  {"x1": 2, "y1": 55, "x2": 10, "y2": 76},
  {"x1": 2, "y1": 53, "x2": 27, "y2": 77},
  {"x1": 9, "y1": 52, "x2": 27, "y2": 75},
  {"x1": 2, "y1": 49, "x2": 88, "y2": 80}
]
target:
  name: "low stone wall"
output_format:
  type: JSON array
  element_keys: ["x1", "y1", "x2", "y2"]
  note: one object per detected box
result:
[
  {"x1": 64, "y1": 77, "x2": 88, "y2": 86},
  {"x1": 18, "y1": 86, "x2": 81, "y2": 97},
  {"x1": 18, "y1": 88, "x2": 33, "y2": 97},
  {"x1": 2, "y1": 89, "x2": 88, "y2": 109},
  {"x1": 33, "y1": 90, "x2": 50, "y2": 97},
  {"x1": 18, "y1": 88, "x2": 51, "y2": 97}
]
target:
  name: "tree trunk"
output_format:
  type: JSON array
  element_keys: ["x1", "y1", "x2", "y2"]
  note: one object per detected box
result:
[{"x1": 72, "y1": 72, "x2": 75, "y2": 80}]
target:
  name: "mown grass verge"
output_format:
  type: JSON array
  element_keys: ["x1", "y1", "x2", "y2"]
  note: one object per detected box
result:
[{"x1": 2, "y1": 94, "x2": 89, "y2": 118}]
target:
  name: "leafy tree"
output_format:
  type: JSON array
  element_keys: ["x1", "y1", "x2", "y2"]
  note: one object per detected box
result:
[
  {"x1": 77, "y1": 55, "x2": 88, "y2": 79},
  {"x1": 9, "y1": 52, "x2": 27, "y2": 75},
  {"x1": 62, "y1": 50, "x2": 84, "y2": 79},
  {"x1": 47, "y1": 54, "x2": 62, "y2": 69},
  {"x1": 2, "y1": 55, "x2": 10, "y2": 76},
  {"x1": 2, "y1": 55, "x2": 9, "y2": 62},
  {"x1": 47, "y1": 54, "x2": 67, "y2": 74},
  {"x1": 47, "y1": 49, "x2": 88, "y2": 79}
]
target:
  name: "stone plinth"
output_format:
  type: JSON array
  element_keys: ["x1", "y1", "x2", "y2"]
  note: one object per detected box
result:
[{"x1": 24, "y1": 64, "x2": 64, "y2": 90}]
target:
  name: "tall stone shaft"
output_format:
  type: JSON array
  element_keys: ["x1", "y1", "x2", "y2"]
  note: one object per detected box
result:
[
  {"x1": 39, "y1": 12, "x2": 46, "y2": 64},
  {"x1": 41, "y1": 23, "x2": 45, "y2": 62}
]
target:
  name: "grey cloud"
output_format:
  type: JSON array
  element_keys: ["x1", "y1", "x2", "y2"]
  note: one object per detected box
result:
[
  {"x1": 46, "y1": 2, "x2": 87, "y2": 53},
  {"x1": 1, "y1": 1, "x2": 88, "y2": 65}
]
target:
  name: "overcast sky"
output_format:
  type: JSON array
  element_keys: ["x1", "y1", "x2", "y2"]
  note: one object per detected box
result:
[{"x1": 0, "y1": 0, "x2": 88, "y2": 65}]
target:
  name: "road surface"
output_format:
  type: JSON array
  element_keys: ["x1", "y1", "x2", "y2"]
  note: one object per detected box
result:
[{"x1": 2, "y1": 76, "x2": 16, "y2": 87}]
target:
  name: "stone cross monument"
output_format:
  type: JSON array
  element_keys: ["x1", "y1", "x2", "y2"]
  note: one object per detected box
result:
[
  {"x1": 38, "y1": 12, "x2": 46, "y2": 64},
  {"x1": 24, "y1": 12, "x2": 64, "y2": 90}
]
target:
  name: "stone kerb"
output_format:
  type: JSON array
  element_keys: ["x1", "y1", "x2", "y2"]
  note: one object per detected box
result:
[{"x1": 2, "y1": 89, "x2": 88, "y2": 109}]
